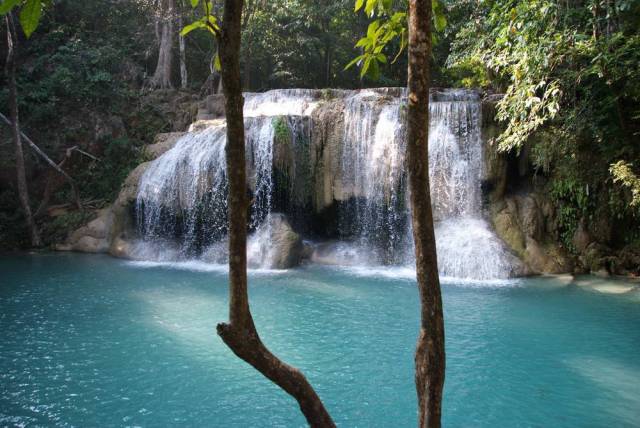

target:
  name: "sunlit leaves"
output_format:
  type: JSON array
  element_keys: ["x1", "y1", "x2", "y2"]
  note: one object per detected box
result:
[
  {"x1": 610, "y1": 161, "x2": 640, "y2": 207},
  {"x1": 0, "y1": 0, "x2": 44, "y2": 38},
  {"x1": 0, "y1": 0, "x2": 20, "y2": 15},
  {"x1": 348, "y1": 0, "x2": 447, "y2": 80},
  {"x1": 181, "y1": 0, "x2": 220, "y2": 37},
  {"x1": 345, "y1": 9, "x2": 406, "y2": 79}
]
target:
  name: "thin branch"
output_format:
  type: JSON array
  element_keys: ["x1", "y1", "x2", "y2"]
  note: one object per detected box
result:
[{"x1": 0, "y1": 112, "x2": 83, "y2": 212}]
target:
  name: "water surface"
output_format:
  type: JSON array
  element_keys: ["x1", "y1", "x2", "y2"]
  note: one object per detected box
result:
[{"x1": 1, "y1": 254, "x2": 639, "y2": 427}]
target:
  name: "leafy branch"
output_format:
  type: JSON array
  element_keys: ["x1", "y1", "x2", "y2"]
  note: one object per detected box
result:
[{"x1": 346, "y1": 0, "x2": 447, "y2": 80}]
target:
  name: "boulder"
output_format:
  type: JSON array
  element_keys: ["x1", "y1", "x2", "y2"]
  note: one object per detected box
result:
[
  {"x1": 110, "y1": 236, "x2": 133, "y2": 259},
  {"x1": 491, "y1": 194, "x2": 573, "y2": 274},
  {"x1": 56, "y1": 208, "x2": 113, "y2": 253},
  {"x1": 619, "y1": 244, "x2": 640, "y2": 275},
  {"x1": 581, "y1": 242, "x2": 612, "y2": 274},
  {"x1": 204, "y1": 94, "x2": 226, "y2": 117},
  {"x1": 247, "y1": 214, "x2": 304, "y2": 269}
]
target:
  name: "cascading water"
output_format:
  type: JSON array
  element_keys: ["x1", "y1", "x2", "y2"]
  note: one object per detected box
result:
[
  {"x1": 133, "y1": 88, "x2": 519, "y2": 279},
  {"x1": 427, "y1": 90, "x2": 516, "y2": 279},
  {"x1": 339, "y1": 91, "x2": 408, "y2": 263},
  {"x1": 338, "y1": 89, "x2": 517, "y2": 279}
]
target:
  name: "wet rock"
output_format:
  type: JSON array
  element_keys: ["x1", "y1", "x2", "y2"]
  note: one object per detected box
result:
[
  {"x1": 309, "y1": 241, "x2": 369, "y2": 266},
  {"x1": 110, "y1": 236, "x2": 133, "y2": 259},
  {"x1": 248, "y1": 214, "x2": 303, "y2": 269},
  {"x1": 310, "y1": 99, "x2": 346, "y2": 211}
]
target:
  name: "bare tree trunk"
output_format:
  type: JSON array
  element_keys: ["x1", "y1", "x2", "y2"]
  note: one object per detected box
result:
[
  {"x1": 178, "y1": 11, "x2": 188, "y2": 89},
  {"x1": 0, "y1": 113, "x2": 82, "y2": 212},
  {"x1": 5, "y1": 16, "x2": 41, "y2": 247},
  {"x1": 243, "y1": 45, "x2": 251, "y2": 90},
  {"x1": 149, "y1": 0, "x2": 175, "y2": 89},
  {"x1": 407, "y1": 1, "x2": 445, "y2": 427},
  {"x1": 215, "y1": 1, "x2": 335, "y2": 427}
]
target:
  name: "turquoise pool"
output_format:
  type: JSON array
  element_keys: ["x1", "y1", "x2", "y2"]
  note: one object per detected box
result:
[{"x1": 1, "y1": 254, "x2": 639, "y2": 427}]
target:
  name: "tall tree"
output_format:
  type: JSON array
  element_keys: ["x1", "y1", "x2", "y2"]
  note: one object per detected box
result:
[
  {"x1": 149, "y1": 0, "x2": 175, "y2": 89},
  {"x1": 349, "y1": 0, "x2": 446, "y2": 424},
  {"x1": 5, "y1": 14, "x2": 41, "y2": 247},
  {"x1": 178, "y1": 6, "x2": 188, "y2": 89},
  {"x1": 183, "y1": 1, "x2": 336, "y2": 426},
  {"x1": 406, "y1": 1, "x2": 446, "y2": 426}
]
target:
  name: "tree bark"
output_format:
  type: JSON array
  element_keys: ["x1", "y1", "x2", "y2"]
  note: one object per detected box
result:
[
  {"x1": 407, "y1": 1, "x2": 445, "y2": 427},
  {"x1": 5, "y1": 16, "x2": 41, "y2": 247},
  {"x1": 178, "y1": 11, "x2": 188, "y2": 89},
  {"x1": 215, "y1": 1, "x2": 335, "y2": 427},
  {"x1": 149, "y1": 0, "x2": 175, "y2": 89}
]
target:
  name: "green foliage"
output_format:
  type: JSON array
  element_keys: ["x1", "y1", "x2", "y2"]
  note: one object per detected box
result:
[
  {"x1": 0, "y1": 0, "x2": 45, "y2": 37},
  {"x1": 610, "y1": 161, "x2": 640, "y2": 208},
  {"x1": 18, "y1": 0, "x2": 42, "y2": 37},
  {"x1": 181, "y1": 1, "x2": 219, "y2": 36},
  {"x1": 39, "y1": 210, "x2": 93, "y2": 246},
  {"x1": 448, "y1": 0, "x2": 640, "y2": 239},
  {"x1": 549, "y1": 176, "x2": 590, "y2": 251},
  {"x1": 74, "y1": 137, "x2": 145, "y2": 202},
  {"x1": 348, "y1": 0, "x2": 447, "y2": 80},
  {"x1": 345, "y1": 12, "x2": 406, "y2": 80},
  {"x1": 273, "y1": 117, "x2": 290, "y2": 142}
]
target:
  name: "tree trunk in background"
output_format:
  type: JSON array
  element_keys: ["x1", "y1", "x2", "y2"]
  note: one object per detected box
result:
[
  {"x1": 149, "y1": 0, "x2": 175, "y2": 89},
  {"x1": 5, "y1": 17, "x2": 41, "y2": 247},
  {"x1": 243, "y1": 45, "x2": 251, "y2": 90},
  {"x1": 178, "y1": 11, "x2": 188, "y2": 89},
  {"x1": 406, "y1": 1, "x2": 445, "y2": 427},
  {"x1": 215, "y1": 1, "x2": 335, "y2": 427}
]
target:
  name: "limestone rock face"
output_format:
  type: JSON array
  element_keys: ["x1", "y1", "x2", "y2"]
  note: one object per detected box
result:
[
  {"x1": 491, "y1": 194, "x2": 573, "y2": 274},
  {"x1": 248, "y1": 214, "x2": 304, "y2": 269},
  {"x1": 310, "y1": 99, "x2": 346, "y2": 211},
  {"x1": 58, "y1": 130, "x2": 182, "y2": 258},
  {"x1": 145, "y1": 132, "x2": 186, "y2": 158},
  {"x1": 56, "y1": 208, "x2": 113, "y2": 253},
  {"x1": 572, "y1": 219, "x2": 592, "y2": 253}
]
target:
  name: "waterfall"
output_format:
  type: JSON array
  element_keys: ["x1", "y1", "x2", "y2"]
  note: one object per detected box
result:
[
  {"x1": 427, "y1": 90, "x2": 515, "y2": 279},
  {"x1": 337, "y1": 89, "x2": 516, "y2": 279},
  {"x1": 133, "y1": 88, "x2": 518, "y2": 279},
  {"x1": 339, "y1": 92, "x2": 408, "y2": 263}
]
